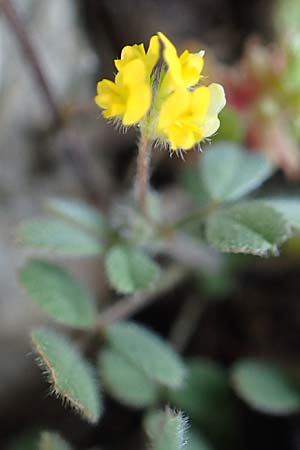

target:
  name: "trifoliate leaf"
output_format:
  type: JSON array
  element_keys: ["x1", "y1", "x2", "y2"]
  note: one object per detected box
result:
[
  {"x1": 39, "y1": 432, "x2": 73, "y2": 450},
  {"x1": 32, "y1": 328, "x2": 102, "y2": 423},
  {"x1": 99, "y1": 347, "x2": 158, "y2": 407},
  {"x1": 19, "y1": 260, "x2": 96, "y2": 328},
  {"x1": 262, "y1": 198, "x2": 300, "y2": 230},
  {"x1": 105, "y1": 245, "x2": 160, "y2": 294},
  {"x1": 200, "y1": 142, "x2": 273, "y2": 202},
  {"x1": 105, "y1": 321, "x2": 186, "y2": 389},
  {"x1": 206, "y1": 201, "x2": 290, "y2": 256},
  {"x1": 46, "y1": 197, "x2": 105, "y2": 234},
  {"x1": 16, "y1": 219, "x2": 102, "y2": 256},
  {"x1": 231, "y1": 359, "x2": 300, "y2": 415},
  {"x1": 144, "y1": 409, "x2": 188, "y2": 450}
]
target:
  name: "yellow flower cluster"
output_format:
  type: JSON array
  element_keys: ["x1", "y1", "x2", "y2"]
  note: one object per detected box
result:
[{"x1": 95, "y1": 32, "x2": 226, "y2": 151}]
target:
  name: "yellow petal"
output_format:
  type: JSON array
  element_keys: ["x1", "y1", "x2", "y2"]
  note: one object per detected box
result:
[
  {"x1": 207, "y1": 83, "x2": 226, "y2": 116},
  {"x1": 168, "y1": 124, "x2": 197, "y2": 150},
  {"x1": 202, "y1": 117, "x2": 221, "y2": 138},
  {"x1": 146, "y1": 35, "x2": 160, "y2": 72},
  {"x1": 114, "y1": 43, "x2": 146, "y2": 71},
  {"x1": 179, "y1": 50, "x2": 204, "y2": 87},
  {"x1": 158, "y1": 32, "x2": 182, "y2": 86},
  {"x1": 158, "y1": 88, "x2": 190, "y2": 130},
  {"x1": 191, "y1": 86, "x2": 210, "y2": 122},
  {"x1": 123, "y1": 82, "x2": 151, "y2": 125}
]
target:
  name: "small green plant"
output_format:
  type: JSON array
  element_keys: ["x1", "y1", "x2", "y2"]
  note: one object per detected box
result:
[{"x1": 15, "y1": 32, "x2": 300, "y2": 450}]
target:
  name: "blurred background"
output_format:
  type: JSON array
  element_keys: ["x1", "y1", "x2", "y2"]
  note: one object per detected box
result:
[{"x1": 1, "y1": 0, "x2": 300, "y2": 449}]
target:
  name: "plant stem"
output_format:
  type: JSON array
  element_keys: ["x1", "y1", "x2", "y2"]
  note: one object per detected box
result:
[
  {"x1": 95, "y1": 266, "x2": 186, "y2": 330},
  {"x1": 136, "y1": 135, "x2": 152, "y2": 214},
  {"x1": 171, "y1": 201, "x2": 220, "y2": 231}
]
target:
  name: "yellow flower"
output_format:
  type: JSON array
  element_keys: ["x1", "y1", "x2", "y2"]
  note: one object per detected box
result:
[
  {"x1": 95, "y1": 32, "x2": 226, "y2": 149},
  {"x1": 157, "y1": 83, "x2": 226, "y2": 150},
  {"x1": 114, "y1": 35, "x2": 160, "y2": 77},
  {"x1": 95, "y1": 59, "x2": 152, "y2": 125},
  {"x1": 158, "y1": 32, "x2": 204, "y2": 89}
]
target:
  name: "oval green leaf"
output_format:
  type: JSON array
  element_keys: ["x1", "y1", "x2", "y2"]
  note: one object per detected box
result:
[
  {"x1": 144, "y1": 409, "x2": 188, "y2": 450},
  {"x1": 231, "y1": 359, "x2": 300, "y2": 415},
  {"x1": 99, "y1": 347, "x2": 158, "y2": 408},
  {"x1": 16, "y1": 219, "x2": 102, "y2": 256},
  {"x1": 200, "y1": 142, "x2": 273, "y2": 202},
  {"x1": 20, "y1": 259, "x2": 96, "y2": 328},
  {"x1": 105, "y1": 321, "x2": 186, "y2": 389},
  {"x1": 206, "y1": 201, "x2": 291, "y2": 256},
  {"x1": 32, "y1": 328, "x2": 102, "y2": 423},
  {"x1": 39, "y1": 432, "x2": 73, "y2": 450},
  {"x1": 262, "y1": 198, "x2": 300, "y2": 230},
  {"x1": 105, "y1": 245, "x2": 160, "y2": 294},
  {"x1": 46, "y1": 197, "x2": 105, "y2": 234}
]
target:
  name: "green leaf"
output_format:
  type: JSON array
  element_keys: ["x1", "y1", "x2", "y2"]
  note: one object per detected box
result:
[
  {"x1": 39, "y1": 432, "x2": 73, "y2": 450},
  {"x1": 105, "y1": 245, "x2": 160, "y2": 294},
  {"x1": 262, "y1": 198, "x2": 300, "y2": 230},
  {"x1": 200, "y1": 143, "x2": 273, "y2": 202},
  {"x1": 19, "y1": 260, "x2": 96, "y2": 328},
  {"x1": 168, "y1": 359, "x2": 237, "y2": 449},
  {"x1": 206, "y1": 201, "x2": 290, "y2": 256},
  {"x1": 16, "y1": 219, "x2": 102, "y2": 256},
  {"x1": 99, "y1": 347, "x2": 158, "y2": 408},
  {"x1": 32, "y1": 328, "x2": 102, "y2": 423},
  {"x1": 217, "y1": 108, "x2": 245, "y2": 143},
  {"x1": 105, "y1": 321, "x2": 186, "y2": 389},
  {"x1": 188, "y1": 431, "x2": 214, "y2": 450},
  {"x1": 8, "y1": 431, "x2": 40, "y2": 450},
  {"x1": 144, "y1": 408, "x2": 188, "y2": 450},
  {"x1": 231, "y1": 359, "x2": 300, "y2": 415},
  {"x1": 46, "y1": 197, "x2": 105, "y2": 234}
]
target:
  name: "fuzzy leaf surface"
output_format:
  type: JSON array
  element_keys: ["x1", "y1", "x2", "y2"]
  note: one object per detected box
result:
[
  {"x1": 262, "y1": 198, "x2": 300, "y2": 230},
  {"x1": 200, "y1": 142, "x2": 273, "y2": 201},
  {"x1": 99, "y1": 347, "x2": 158, "y2": 407},
  {"x1": 17, "y1": 219, "x2": 102, "y2": 256},
  {"x1": 20, "y1": 260, "x2": 96, "y2": 328},
  {"x1": 206, "y1": 201, "x2": 290, "y2": 256},
  {"x1": 105, "y1": 321, "x2": 185, "y2": 389},
  {"x1": 32, "y1": 328, "x2": 102, "y2": 422},
  {"x1": 46, "y1": 197, "x2": 105, "y2": 234},
  {"x1": 105, "y1": 245, "x2": 160, "y2": 294},
  {"x1": 39, "y1": 432, "x2": 73, "y2": 450},
  {"x1": 144, "y1": 409, "x2": 187, "y2": 450},
  {"x1": 231, "y1": 359, "x2": 300, "y2": 415}
]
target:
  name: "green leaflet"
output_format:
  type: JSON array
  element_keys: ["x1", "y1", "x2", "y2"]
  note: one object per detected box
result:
[
  {"x1": 46, "y1": 197, "x2": 106, "y2": 235},
  {"x1": 105, "y1": 244, "x2": 160, "y2": 294},
  {"x1": 20, "y1": 260, "x2": 96, "y2": 329},
  {"x1": 144, "y1": 409, "x2": 188, "y2": 450},
  {"x1": 231, "y1": 359, "x2": 300, "y2": 415},
  {"x1": 16, "y1": 219, "x2": 102, "y2": 256},
  {"x1": 32, "y1": 328, "x2": 102, "y2": 423},
  {"x1": 206, "y1": 201, "x2": 290, "y2": 256},
  {"x1": 99, "y1": 347, "x2": 158, "y2": 408},
  {"x1": 200, "y1": 142, "x2": 273, "y2": 202},
  {"x1": 105, "y1": 321, "x2": 186, "y2": 389}
]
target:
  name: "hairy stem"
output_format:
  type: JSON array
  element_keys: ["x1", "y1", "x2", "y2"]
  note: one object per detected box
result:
[
  {"x1": 96, "y1": 266, "x2": 186, "y2": 330},
  {"x1": 136, "y1": 135, "x2": 152, "y2": 214}
]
